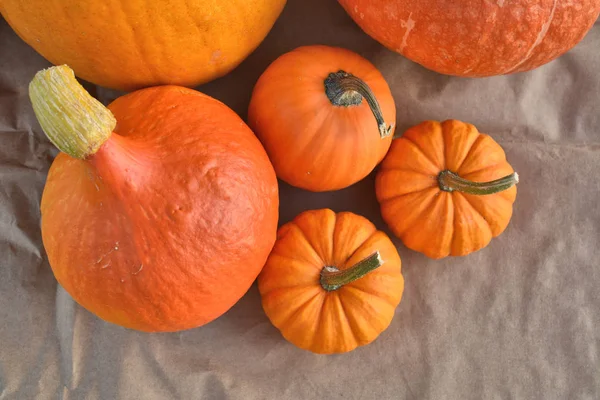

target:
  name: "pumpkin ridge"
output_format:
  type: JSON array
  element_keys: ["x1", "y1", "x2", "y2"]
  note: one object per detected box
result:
[
  {"x1": 259, "y1": 281, "x2": 320, "y2": 297},
  {"x1": 458, "y1": 162, "x2": 504, "y2": 178},
  {"x1": 338, "y1": 228, "x2": 381, "y2": 270},
  {"x1": 457, "y1": 133, "x2": 502, "y2": 174},
  {"x1": 332, "y1": 212, "x2": 377, "y2": 267},
  {"x1": 343, "y1": 281, "x2": 397, "y2": 304},
  {"x1": 378, "y1": 185, "x2": 438, "y2": 205},
  {"x1": 339, "y1": 287, "x2": 390, "y2": 340},
  {"x1": 312, "y1": 292, "x2": 329, "y2": 351},
  {"x1": 337, "y1": 290, "x2": 360, "y2": 347},
  {"x1": 443, "y1": 122, "x2": 481, "y2": 172},
  {"x1": 266, "y1": 251, "x2": 324, "y2": 275},
  {"x1": 284, "y1": 223, "x2": 326, "y2": 268},
  {"x1": 379, "y1": 164, "x2": 440, "y2": 178},
  {"x1": 451, "y1": 192, "x2": 493, "y2": 249},
  {"x1": 384, "y1": 188, "x2": 439, "y2": 237},
  {"x1": 279, "y1": 289, "x2": 325, "y2": 334},
  {"x1": 293, "y1": 212, "x2": 335, "y2": 266},
  {"x1": 401, "y1": 135, "x2": 441, "y2": 172}
]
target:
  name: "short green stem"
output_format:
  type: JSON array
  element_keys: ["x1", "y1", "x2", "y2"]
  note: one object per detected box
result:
[
  {"x1": 29, "y1": 65, "x2": 116, "y2": 159},
  {"x1": 324, "y1": 71, "x2": 393, "y2": 138},
  {"x1": 438, "y1": 170, "x2": 519, "y2": 195},
  {"x1": 320, "y1": 251, "x2": 383, "y2": 291}
]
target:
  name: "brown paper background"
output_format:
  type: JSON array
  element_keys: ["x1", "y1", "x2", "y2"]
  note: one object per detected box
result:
[{"x1": 1, "y1": 1, "x2": 599, "y2": 399}]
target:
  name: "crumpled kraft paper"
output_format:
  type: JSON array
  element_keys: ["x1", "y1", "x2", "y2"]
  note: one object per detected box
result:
[{"x1": 1, "y1": 1, "x2": 599, "y2": 399}]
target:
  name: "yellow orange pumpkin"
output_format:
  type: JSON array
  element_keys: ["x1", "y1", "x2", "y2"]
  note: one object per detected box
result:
[
  {"x1": 376, "y1": 120, "x2": 518, "y2": 259},
  {"x1": 1, "y1": 0, "x2": 286, "y2": 90},
  {"x1": 258, "y1": 209, "x2": 404, "y2": 354}
]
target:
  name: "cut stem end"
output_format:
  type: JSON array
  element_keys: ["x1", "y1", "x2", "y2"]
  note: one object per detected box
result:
[
  {"x1": 320, "y1": 251, "x2": 383, "y2": 291},
  {"x1": 438, "y1": 170, "x2": 519, "y2": 195},
  {"x1": 29, "y1": 65, "x2": 116, "y2": 159},
  {"x1": 324, "y1": 71, "x2": 393, "y2": 139}
]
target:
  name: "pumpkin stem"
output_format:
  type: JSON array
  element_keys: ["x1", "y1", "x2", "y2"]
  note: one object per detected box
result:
[
  {"x1": 29, "y1": 65, "x2": 116, "y2": 159},
  {"x1": 438, "y1": 170, "x2": 519, "y2": 195},
  {"x1": 324, "y1": 71, "x2": 393, "y2": 138},
  {"x1": 320, "y1": 251, "x2": 383, "y2": 291}
]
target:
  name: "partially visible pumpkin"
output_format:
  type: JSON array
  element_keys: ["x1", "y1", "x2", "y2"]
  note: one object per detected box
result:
[
  {"x1": 1, "y1": 0, "x2": 286, "y2": 90},
  {"x1": 248, "y1": 45, "x2": 395, "y2": 192},
  {"x1": 376, "y1": 120, "x2": 518, "y2": 259},
  {"x1": 30, "y1": 65, "x2": 279, "y2": 332},
  {"x1": 338, "y1": 0, "x2": 600, "y2": 77},
  {"x1": 258, "y1": 209, "x2": 404, "y2": 354}
]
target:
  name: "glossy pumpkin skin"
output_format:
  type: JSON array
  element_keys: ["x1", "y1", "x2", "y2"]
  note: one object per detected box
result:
[
  {"x1": 0, "y1": 0, "x2": 286, "y2": 90},
  {"x1": 376, "y1": 120, "x2": 517, "y2": 259},
  {"x1": 248, "y1": 45, "x2": 395, "y2": 192},
  {"x1": 339, "y1": 0, "x2": 600, "y2": 77},
  {"x1": 258, "y1": 209, "x2": 404, "y2": 354},
  {"x1": 41, "y1": 86, "x2": 279, "y2": 332}
]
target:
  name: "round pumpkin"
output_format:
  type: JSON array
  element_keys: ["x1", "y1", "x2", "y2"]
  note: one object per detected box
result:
[
  {"x1": 1, "y1": 0, "x2": 286, "y2": 90},
  {"x1": 376, "y1": 120, "x2": 518, "y2": 259},
  {"x1": 258, "y1": 209, "x2": 404, "y2": 354},
  {"x1": 338, "y1": 0, "x2": 600, "y2": 77},
  {"x1": 248, "y1": 45, "x2": 395, "y2": 192},
  {"x1": 30, "y1": 66, "x2": 279, "y2": 332}
]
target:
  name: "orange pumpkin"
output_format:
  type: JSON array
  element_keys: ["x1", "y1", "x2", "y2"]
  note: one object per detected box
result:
[
  {"x1": 248, "y1": 45, "x2": 395, "y2": 192},
  {"x1": 376, "y1": 120, "x2": 518, "y2": 259},
  {"x1": 339, "y1": 0, "x2": 600, "y2": 77},
  {"x1": 30, "y1": 66, "x2": 279, "y2": 332},
  {"x1": 258, "y1": 209, "x2": 404, "y2": 354},
  {"x1": 1, "y1": 0, "x2": 286, "y2": 90}
]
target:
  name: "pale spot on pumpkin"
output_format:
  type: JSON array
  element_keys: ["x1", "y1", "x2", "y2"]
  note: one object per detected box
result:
[
  {"x1": 354, "y1": 5, "x2": 358, "y2": 13},
  {"x1": 210, "y1": 50, "x2": 222, "y2": 64},
  {"x1": 507, "y1": 0, "x2": 558, "y2": 72},
  {"x1": 497, "y1": 0, "x2": 505, "y2": 7},
  {"x1": 399, "y1": 13, "x2": 416, "y2": 52},
  {"x1": 360, "y1": 12, "x2": 364, "y2": 19},
  {"x1": 132, "y1": 264, "x2": 144, "y2": 275}
]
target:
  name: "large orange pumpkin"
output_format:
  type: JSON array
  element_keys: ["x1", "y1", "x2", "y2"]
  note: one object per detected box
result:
[
  {"x1": 338, "y1": 0, "x2": 600, "y2": 77},
  {"x1": 376, "y1": 120, "x2": 518, "y2": 259},
  {"x1": 1, "y1": 0, "x2": 286, "y2": 90},
  {"x1": 30, "y1": 66, "x2": 279, "y2": 332},
  {"x1": 248, "y1": 45, "x2": 395, "y2": 192},
  {"x1": 258, "y1": 209, "x2": 404, "y2": 354}
]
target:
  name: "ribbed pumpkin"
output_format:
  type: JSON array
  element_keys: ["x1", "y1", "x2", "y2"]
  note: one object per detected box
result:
[
  {"x1": 248, "y1": 45, "x2": 395, "y2": 192},
  {"x1": 258, "y1": 209, "x2": 404, "y2": 354},
  {"x1": 376, "y1": 120, "x2": 518, "y2": 259},
  {"x1": 1, "y1": 0, "x2": 286, "y2": 90},
  {"x1": 30, "y1": 66, "x2": 279, "y2": 332},
  {"x1": 338, "y1": 0, "x2": 600, "y2": 77}
]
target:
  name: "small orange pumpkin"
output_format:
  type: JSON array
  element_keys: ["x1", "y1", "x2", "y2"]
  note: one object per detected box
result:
[
  {"x1": 248, "y1": 45, "x2": 396, "y2": 192},
  {"x1": 376, "y1": 120, "x2": 519, "y2": 259},
  {"x1": 258, "y1": 209, "x2": 404, "y2": 354},
  {"x1": 30, "y1": 66, "x2": 279, "y2": 332}
]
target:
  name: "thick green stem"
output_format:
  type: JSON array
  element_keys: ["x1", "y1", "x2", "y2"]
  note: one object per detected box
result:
[
  {"x1": 324, "y1": 71, "x2": 393, "y2": 138},
  {"x1": 320, "y1": 251, "x2": 383, "y2": 291},
  {"x1": 29, "y1": 65, "x2": 116, "y2": 159},
  {"x1": 438, "y1": 170, "x2": 519, "y2": 195}
]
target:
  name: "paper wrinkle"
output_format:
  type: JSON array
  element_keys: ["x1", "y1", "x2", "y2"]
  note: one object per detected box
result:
[{"x1": 1, "y1": 4, "x2": 600, "y2": 399}]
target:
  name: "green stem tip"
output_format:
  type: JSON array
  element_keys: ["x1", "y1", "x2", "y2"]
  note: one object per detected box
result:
[
  {"x1": 29, "y1": 65, "x2": 116, "y2": 159},
  {"x1": 324, "y1": 71, "x2": 393, "y2": 139},
  {"x1": 320, "y1": 251, "x2": 383, "y2": 291},
  {"x1": 438, "y1": 170, "x2": 519, "y2": 195}
]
